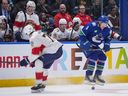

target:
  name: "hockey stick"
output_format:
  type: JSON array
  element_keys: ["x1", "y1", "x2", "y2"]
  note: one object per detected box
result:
[
  {"x1": 76, "y1": 43, "x2": 124, "y2": 51},
  {"x1": 76, "y1": 43, "x2": 101, "y2": 51},
  {"x1": 69, "y1": 22, "x2": 79, "y2": 40}
]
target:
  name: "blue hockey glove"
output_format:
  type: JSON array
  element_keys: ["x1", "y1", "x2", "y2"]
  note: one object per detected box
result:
[
  {"x1": 20, "y1": 58, "x2": 30, "y2": 66},
  {"x1": 103, "y1": 43, "x2": 110, "y2": 52}
]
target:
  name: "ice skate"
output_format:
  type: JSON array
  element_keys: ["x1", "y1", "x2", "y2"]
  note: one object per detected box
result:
[
  {"x1": 93, "y1": 74, "x2": 105, "y2": 86},
  {"x1": 84, "y1": 74, "x2": 96, "y2": 85},
  {"x1": 31, "y1": 84, "x2": 46, "y2": 93}
]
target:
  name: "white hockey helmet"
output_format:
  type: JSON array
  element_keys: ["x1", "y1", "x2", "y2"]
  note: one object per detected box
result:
[
  {"x1": 0, "y1": 15, "x2": 7, "y2": 23},
  {"x1": 59, "y1": 18, "x2": 67, "y2": 25},
  {"x1": 73, "y1": 17, "x2": 81, "y2": 25},
  {"x1": 26, "y1": 1, "x2": 36, "y2": 8},
  {"x1": 0, "y1": 16, "x2": 3, "y2": 23},
  {"x1": 23, "y1": 24, "x2": 35, "y2": 36}
]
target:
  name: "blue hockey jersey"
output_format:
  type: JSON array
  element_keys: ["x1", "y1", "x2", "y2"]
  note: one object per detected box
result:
[{"x1": 79, "y1": 21, "x2": 111, "y2": 46}]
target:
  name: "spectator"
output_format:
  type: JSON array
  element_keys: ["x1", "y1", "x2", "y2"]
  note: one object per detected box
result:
[
  {"x1": 36, "y1": 0, "x2": 50, "y2": 15},
  {"x1": 75, "y1": 4, "x2": 92, "y2": 26},
  {"x1": 54, "y1": 4, "x2": 73, "y2": 28},
  {"x1": 47, "y1": 0, "x2": 61, "y2": 16},
  {"x1": 108, "y1": 7, "x2": 119, "y2": 33},
  {"x1": 66, "y1": 0, "x2": 80, "y2": 16},
  {"x1": 51, "y1": 18, "x2": 70, "y2": 41},
  {"x1": 10, "y1": 0, "x2": 27, "y2": 24},
  {"x1": 0, "y1": 15, "x2": 13, "y2": 42},
  {"x1": 0, "y1": 0, "x2": 13, "y2": 29},
  {"x1": 13, "y1": 0, "x2": 41, "y2": 42},
  {"x1": 92, "y1": 0, "x2": 101, "y2": 20},
  {"x1": 39, "y1": 12, "x2": 54, "y2": 34},
  {"x1": 104, "y1": 0, "x2": 118, "y2": 15},
  {"x1": 115, "y1": 0, "x2": 119, "y2": 7}
]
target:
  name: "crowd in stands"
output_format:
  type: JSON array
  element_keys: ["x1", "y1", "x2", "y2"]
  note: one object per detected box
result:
[{"x1": 0, "y1": 0, "x2": 120, "y2": 42}]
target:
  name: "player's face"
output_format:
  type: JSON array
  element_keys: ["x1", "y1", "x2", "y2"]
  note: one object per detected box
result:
[
  {"x1": 0, "y1": 20, "x2": 6, "y2": 29},
  {"x1": 73, "y1": 23, "x2": 80, "y2": 31},
  {"x1": 26, "y1": 6, "x2": 35, "y2": 14},
  {"x1": 59, "y1": 24, "x2": 66, "y2": 31},
  {"x1": 100, "y1": 22, "x2": 107, "y2": 30}
]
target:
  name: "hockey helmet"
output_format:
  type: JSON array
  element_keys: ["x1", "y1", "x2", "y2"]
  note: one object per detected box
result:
[
  {"x1": 0, "y1": 15, "x2": 7, "y2": 23},
  {"x1": 98, "y1": 15, "x2": 109, "y2": 24},
  {"x1": 26, "y1": 1, "x2": 36, "y2": 8},
  {"x1": 73, "y1": 17, "x2": 81, "y2": 25},
  {"x1": 0, "y1": 17, "x2": 2, "y2": 24},
  {"x1": 23, "y1": 24, "x2": 35, "y2": 36},
  {"x1": 59, "y1": 18, "x2": 67, "y2": 25}
]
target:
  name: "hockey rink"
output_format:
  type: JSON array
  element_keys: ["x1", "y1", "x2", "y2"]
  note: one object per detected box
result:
[{"x1": 0, "y1": 83, "x2": 128, "y2": 96}]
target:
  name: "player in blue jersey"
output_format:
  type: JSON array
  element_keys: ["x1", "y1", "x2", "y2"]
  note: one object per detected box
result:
[{"x1": 79, "y1": 15, "x2": 122, "y2": 85}]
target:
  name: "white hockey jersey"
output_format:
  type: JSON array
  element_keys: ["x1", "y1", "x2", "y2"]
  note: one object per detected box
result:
[
  {"x1": 28, "y1": 31, "x2": 63, "y2": 62},
  {"x1": 68, "y1": 26, "x2": 84, "y2": 39},
  {"x1": 13, "y1": 11, "x2": 41, "y2": 40},
  {"x1": 51, "y1": 28, "x2": 70, "y2": 40}
]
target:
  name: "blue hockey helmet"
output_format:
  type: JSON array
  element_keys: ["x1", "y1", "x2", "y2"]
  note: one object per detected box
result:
[{"x1": 98, "y1": 15, "x2": 109, "y2": 24}]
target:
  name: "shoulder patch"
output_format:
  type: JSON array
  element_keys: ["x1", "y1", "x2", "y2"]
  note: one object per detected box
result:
[
  {"x1": 92, "y1": 22, "x2": 96, "y2": 26},
  {"x1": 55, "y1": 28, "x2": 59, "y2": 32}
]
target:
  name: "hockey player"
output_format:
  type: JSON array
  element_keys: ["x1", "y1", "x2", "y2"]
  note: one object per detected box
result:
[
  {"x1": 20, "y1": 24, "x2": 63, "y2": 93},
  {"x1": 79, "y1": 15, "x2": 122, "y2": 85},
  {"x1": 13, "y1": 1, "x2": 41, "y2": 42},
  {"x1": 68, "y1": 17, "x2": 84, "y2": 41},
  {"x1": 51, "y1": 18, "x2": 70, "y2": 41}
]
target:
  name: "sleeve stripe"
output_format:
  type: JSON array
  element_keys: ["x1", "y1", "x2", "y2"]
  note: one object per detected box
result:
[{"x1": 32, "y1": 44, "x2": 46, "y2": 55}]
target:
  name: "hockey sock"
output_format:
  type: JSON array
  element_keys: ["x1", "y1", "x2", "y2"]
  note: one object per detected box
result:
[
  {"x1": 42, "y1": 68, "x2": 48, "y2": 85},
  {"x1": 86, "y1": 58, "x2": 96, "y2": 75},
  {"x1": 35, "y1": 59, "x2": 43, "y2": 85},
  {"x1": 95, "y1": 60, "x2": 105, "y2": 75}
]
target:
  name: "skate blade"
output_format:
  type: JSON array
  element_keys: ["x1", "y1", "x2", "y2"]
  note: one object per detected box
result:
[
  {"x1": 84, "y1": 80, "x2": 95, "y2": 85},
  {"x1": 95, "y1": 81, "x2": 105, "y2": 86},
  {"x1": 31, "y1": 88, "x2": 44, "y2": 93}
]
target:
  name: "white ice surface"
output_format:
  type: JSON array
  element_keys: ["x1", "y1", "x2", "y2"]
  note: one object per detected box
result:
[{"x1": 0, "y1": 83, "x2": 128, "y2": 96}]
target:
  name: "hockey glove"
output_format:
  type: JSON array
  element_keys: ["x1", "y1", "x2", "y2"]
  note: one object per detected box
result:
[
  {"x1": 15, "y1": 31, "x2": 22, "y2": 42},
  {"x1": 103, "y1": 43, "x2": 110, "y2": 52},
  {"x1": 117, "y1": 36, "x2": 126, "y2": 41},
  {"x1": 20, "y1": 58, "x2": 30, "y2": 66}
]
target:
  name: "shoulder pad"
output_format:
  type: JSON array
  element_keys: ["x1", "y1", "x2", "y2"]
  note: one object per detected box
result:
[
  {"x1": 55, "y1": 28, "x2": 60, "y2": 32},
  {"x1": 19, "y1": 11, "x2": 23, "y2": 13},
  {"x1": 17, "y1": 11, "x2": 24, "y2": 15}
]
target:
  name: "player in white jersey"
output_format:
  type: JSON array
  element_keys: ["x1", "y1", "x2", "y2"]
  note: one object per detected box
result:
[
  {"x1": 20, "y1": 24, "x2": 63, "y2": 93},
  {"x1": 68, "y1": 17, "x2": 84, "y2": 41},
  {"x1": 13, "y1": 1, "x2": 41, "y2": 42},
  {"x1": 51, "y1": 18, "x2": 70, "y2": 41},
  {"x1": 0, "y1": 15, "x2": 13, "y2": 42}
]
